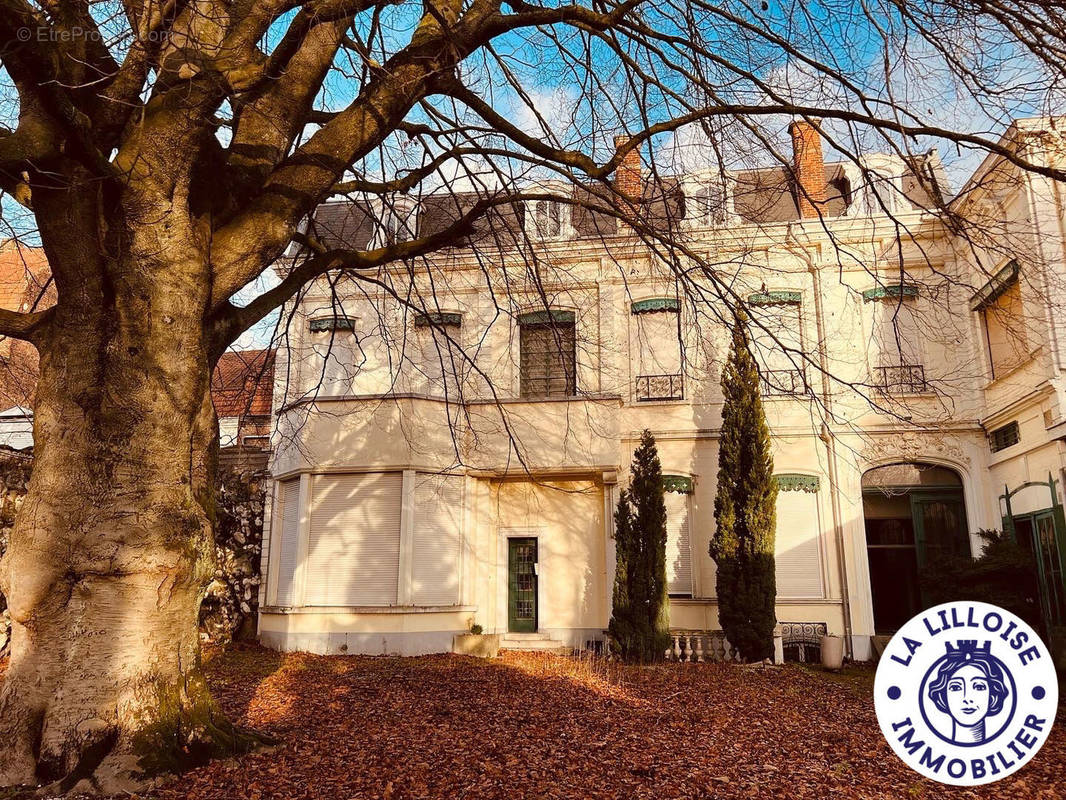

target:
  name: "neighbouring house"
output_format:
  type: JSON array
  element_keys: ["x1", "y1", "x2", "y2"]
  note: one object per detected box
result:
[
  {"x1": 259, "y1": 117, "x2": 1066, "y2": 661},
  {"x1": 212, "y1": 349, "x2": 277, "y2": 470},
  {"x1": 0, "y1": 245, "x2": 276, "y2": 457}
]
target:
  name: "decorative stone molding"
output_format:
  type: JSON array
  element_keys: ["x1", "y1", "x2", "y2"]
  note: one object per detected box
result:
[{"x1": 860, "y1": 431, "x2": 971, "y2": 468}]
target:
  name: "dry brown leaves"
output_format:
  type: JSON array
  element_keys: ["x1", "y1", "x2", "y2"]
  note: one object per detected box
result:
[{"x1": 115, "y1": 647, "x2": 1065, "y2": 800}]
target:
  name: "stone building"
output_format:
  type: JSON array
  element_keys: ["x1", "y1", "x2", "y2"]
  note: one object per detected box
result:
[{"x1": 257, "y1": 117, "x2": 1066, "y2": 662}]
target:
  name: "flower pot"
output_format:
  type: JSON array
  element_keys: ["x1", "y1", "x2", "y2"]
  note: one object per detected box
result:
[
  {"x1": 452, "y1": 633, "x2": 500, "y2": 658},
  {"x1": 820, "y1": 634, "x2": 844, "y2": 671}
]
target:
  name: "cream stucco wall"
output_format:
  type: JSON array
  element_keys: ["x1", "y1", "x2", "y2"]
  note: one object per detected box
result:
[{"x1": 260, "y1": 118, "x2": 1066, "y2": 660}]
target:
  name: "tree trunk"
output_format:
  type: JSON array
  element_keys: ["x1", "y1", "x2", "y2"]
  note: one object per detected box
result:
[{"x1": 0, "y1": 243, "x2": 258, "y2": 791}]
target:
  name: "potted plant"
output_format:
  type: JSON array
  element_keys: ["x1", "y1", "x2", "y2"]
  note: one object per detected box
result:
[{"x1": 453, "y1": 621, "x2": 500, "y2": 658}]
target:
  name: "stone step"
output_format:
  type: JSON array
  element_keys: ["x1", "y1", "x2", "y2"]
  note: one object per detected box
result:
[{"x1": 500, "y1": 632, "x2": 571, "y2": 654}]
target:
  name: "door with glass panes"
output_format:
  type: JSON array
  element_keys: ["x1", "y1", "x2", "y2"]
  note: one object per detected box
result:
[{"x1": 507, "y1": 537, "x2": 538, "y2": 633}]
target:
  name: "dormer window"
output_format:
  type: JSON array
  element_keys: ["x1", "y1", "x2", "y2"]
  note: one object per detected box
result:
[
  {"x1": 372, "y1": 198, "x2": 417, "y2": 247},
  {"x1": 526, "y1": 198, "x2": 569, "y2": 240},
  {"x1": 843, "y1": 158, "x2": 910, "y2": 217},
  {"x1": 685, "y1": 180, "x2": 730, "y2": 227}
]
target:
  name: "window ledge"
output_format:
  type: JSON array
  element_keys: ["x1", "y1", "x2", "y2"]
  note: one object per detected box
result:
[
  {"x1": 984, "y1": 348, "x2": 1043, "y2": 388},
  {"x1": 262, "y1": 604, "x2": 477, "y2": 615}
]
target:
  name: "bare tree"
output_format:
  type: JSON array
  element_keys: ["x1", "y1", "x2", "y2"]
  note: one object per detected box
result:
[{"x1": 0, "y1": 0, "x2": 1064, "y2": 791}]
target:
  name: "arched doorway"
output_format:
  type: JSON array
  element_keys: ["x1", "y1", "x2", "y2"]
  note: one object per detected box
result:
[{"x1": 862, "y1": 463, "x2": 970, "y2": 633}]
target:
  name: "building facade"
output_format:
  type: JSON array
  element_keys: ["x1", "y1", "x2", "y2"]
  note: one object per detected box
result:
[{"x1": 259, "y1": 118, "x2": 1066, "y2": 663}]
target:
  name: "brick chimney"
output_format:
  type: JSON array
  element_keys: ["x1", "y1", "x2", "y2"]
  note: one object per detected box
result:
[
  {"x1": 613, "y1": 135, "x2": 643, "y2": 203},
  {"x1": 788, "y1": 119, "x2": 827, "y2": 218}
]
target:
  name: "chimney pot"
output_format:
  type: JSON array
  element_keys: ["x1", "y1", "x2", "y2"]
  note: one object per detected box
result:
[{"x1": 789, "y1": 119, "x2": 828, "y2": 218}]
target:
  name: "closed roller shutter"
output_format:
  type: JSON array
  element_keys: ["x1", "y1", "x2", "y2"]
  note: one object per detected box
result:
[
  {"x1": 775, "y1": 490, "x2": 824, "y2": 598},
  {"x1": 410, "y1": 473, "x2": 464, "y2": 606},
  {"x1": 274, "y1": 479, "x2": 301, "y2": 606},
  {"x1": 665, "y1": 491, "x2": 692, "y2": 596},
  {"x1": 306, "y1": 472, "x2": 402, "y2": 606}
]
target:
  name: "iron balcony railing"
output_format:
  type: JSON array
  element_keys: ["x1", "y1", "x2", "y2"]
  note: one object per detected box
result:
[
  {"x1": 875, "y1": 364, "x2": 927, "y2": 394},
  {"x1": 636, "y1": 373, "x2": 684, "y2": 401},
  {"x1": 760, "y1": 368, "x2": 806, "y2": 396}
]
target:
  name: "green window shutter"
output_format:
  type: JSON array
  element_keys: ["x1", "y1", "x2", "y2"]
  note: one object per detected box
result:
[
  {"x1": 862, "y1": 284, "x2": 919, "y2": 302},
  {"x1": 662, "y1": 474, "x2": 694, "y2": 494},
  {"x1": 631, "y1": 297, "x2": 680, "y2": 314},
  {"x1": 309, "y1": 316, "x2": 355, "y2": 332},
  {"x1": 748, "y1": 290, "x2": 801, "y2": 306},
  {"x1": 971, "y1": 260, "x2": 1020, "y2": 310},
  {"x1": 775, "y1": 473, "x2": 820, "y2": 493},
  {"x1": 414, "y1": 311, "x2": 463, "y2": 328},
  {"x1": 517, "y1": 309, "x2": 576, "y2": 325}
]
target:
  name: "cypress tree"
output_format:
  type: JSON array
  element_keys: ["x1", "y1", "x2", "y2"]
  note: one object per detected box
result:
[
  {"x1": 710, "y1": 314, "x2": 778, "y2": 661},
  {"x1": 609, "y1": 429, "x2": 671, "y2": 662}
]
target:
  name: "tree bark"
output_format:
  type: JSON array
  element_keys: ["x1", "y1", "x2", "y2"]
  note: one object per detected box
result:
[{"x1": 0, "y1": 212, "x2": 259, "y2": 791}]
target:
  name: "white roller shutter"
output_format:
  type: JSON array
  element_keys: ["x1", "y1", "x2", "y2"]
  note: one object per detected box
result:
[
  {"x1": 775, "y1": 490, "x2": 824, "y2": 598},
  {"x1": 635, "y1": 312, "x2": 682, "y2": 375},
  {"x1": 305, "y1": 472, "x2": 402, "y2": 606},
  {"x1": 665, "y1": 491, "x2": 692, "y2": 596},
  {"x1": 410, "y1": 473, "x2": 464, "y2": 606},
  {"x1": 274, "y1": 479, "x2": 301, "y2": 606}
]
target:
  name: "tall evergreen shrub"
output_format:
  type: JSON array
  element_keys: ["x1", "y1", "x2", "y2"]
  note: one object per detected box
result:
[
  {"x1": 710, "y1": 314, "x2": 778, "y2": 661},
  {"x1": 609, "y1": 429, "x2": 671, "y2": 662}
]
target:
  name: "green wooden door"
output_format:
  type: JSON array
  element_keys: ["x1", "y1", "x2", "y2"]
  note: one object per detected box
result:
[{"x1": 507, "y1": 537, "x2": 538, "y2": 633}]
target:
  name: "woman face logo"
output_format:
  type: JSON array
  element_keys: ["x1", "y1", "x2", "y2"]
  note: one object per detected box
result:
[
  {"x1": 945, "y1": 665, "x2": 991, "y2": 727},
  {"x1": 924, "y1": 644, "x2": 1012, "y2": 745}
]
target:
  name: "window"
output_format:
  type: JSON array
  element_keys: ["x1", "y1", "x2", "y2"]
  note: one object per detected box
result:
[
  {"x1": 686, "y1": 181, "x2": 730, "y2": 227},
  {"x1": 273, "y1": 479, "x2": 301, "y2": 606},
  {"x1": 372, "y1": 199, "x2": 417, "y2": 247},
  {"x1": 749, "y1": 294, "x2": 805, "y2": 396},
  {"x1": 309, "y1": 322, "x2": 363, "y2": 396},
  {"x1": 866, "y1": 290, "x2": 926, "y2": 393},
  {"x1": 980, "y1": 277, "x2": 1028, "y2": 379},
  {"x1": 304, "y1": 472, "x2": 403, "y2": 606},
  {"x1": 989, "y1": 421, "x2": 1020, "y2": 453},
  {"x1": 410, "y1": 473, "x2": 464, "y2": 606},
  {"x1": 774, "y1": 476, "x2": 824, "y2": 598},
  {"x1": 632, "y1": 299, "x2": 683, "y2": 401},
  {"x1": 663, "y1": 480, "x2": 693, "y2": 596},
  {"x1": 410, "y1": 312, "x2": 462, "y2": 397},
  {"x1": 846, "y1": 169, "x2": 906, "y2": 217},
  {"x1": 519, "y1": 311, "x2": 577, "y2": 398},
  {"x1": 527, "y1": 199, "x2": 567, "y2": 239}
]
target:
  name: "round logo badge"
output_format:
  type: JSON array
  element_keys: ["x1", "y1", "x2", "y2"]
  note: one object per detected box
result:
[{"x1": 874, "y1": 601, "x2": 1058, "y2": 786}]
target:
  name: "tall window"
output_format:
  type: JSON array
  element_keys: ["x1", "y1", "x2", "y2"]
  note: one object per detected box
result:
[
  {"x1": 519, "y1": 310, "x2": 577, "y2": 398},
  {"x1": 632, "y1": 298, "x2": 683, "y2": 400},
  {"x1": 411, "y1": 312, "x2": 463, "y2": 397},
  {"x1": 865, "y1": 287, "x2": 925, "y2": 393},
  {"x1": 663, "y1": 476, "x2": 693, "y2": 596},
  {"x1": 308, "y1": 316, "x2": 362, "y2": 396},
  {"x1": 979, "y1": 276, "x2": 1028, "y2": 379},
  {"x1": 749, "y1": 293, "x2": 805, "y2": 396}
]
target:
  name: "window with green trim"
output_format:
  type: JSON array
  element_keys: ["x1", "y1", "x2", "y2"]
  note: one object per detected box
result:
[{"x1": 519, "y1": 312, "x2": 576, "y2": 398}]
